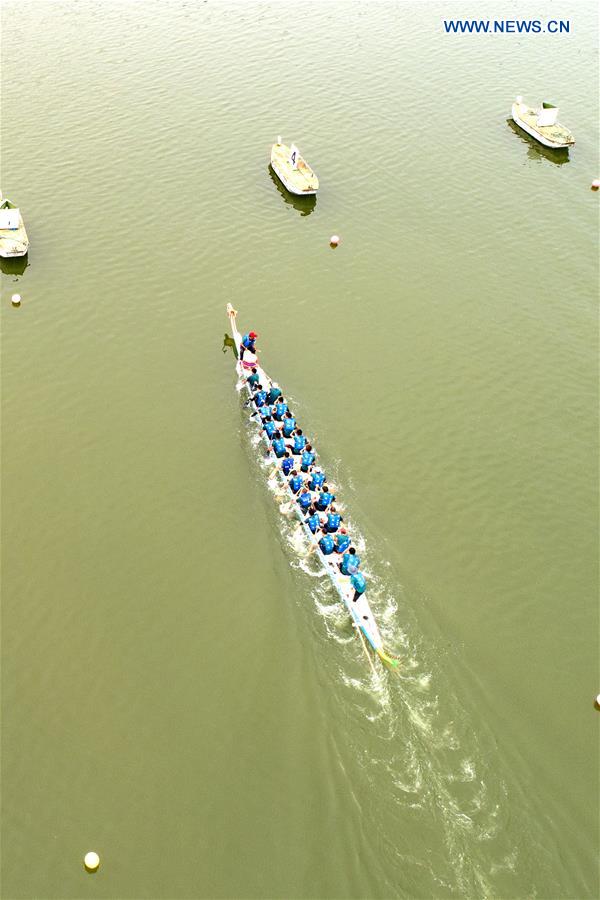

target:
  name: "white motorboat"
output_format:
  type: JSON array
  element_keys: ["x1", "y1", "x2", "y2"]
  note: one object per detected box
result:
[
  {"x1": 511, "y1": 97, "x2": 574, "y2": 149},
  {"x1": 0, "y1": 197, "x2": 29, "y2": 257},
  {"x1": 270, "y1": 137, "x2": 319, "y2": 196}
]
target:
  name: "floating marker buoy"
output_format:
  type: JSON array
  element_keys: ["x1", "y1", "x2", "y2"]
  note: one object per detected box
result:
[
  {"x1": 11, "y1": 293, "x2": 21, "y2": 306},
  {"x1": 595, "y1": 694, "x2": 600, "y2": 711},
  {"x1": 329, "y1": 235, "x2": 340, "y2": 247},
  {"x1": 591, "y1": 180, "x2": 600, "y2": 191},
  {"x1": 84, "y1": 851, "x2": 100, "y2": 872}
]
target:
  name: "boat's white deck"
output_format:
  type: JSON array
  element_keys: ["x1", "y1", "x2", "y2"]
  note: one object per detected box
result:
[{"x1": 512, "y1": 103, "x2": 574, "y2": 145}]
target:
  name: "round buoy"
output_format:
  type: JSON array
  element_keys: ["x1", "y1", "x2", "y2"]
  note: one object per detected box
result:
[
  {"x1": 329, "y1": 234, "x2": 340, "y2": 247},
  {"x1": 591, "y1": 179, "x2": 600, "y2": 191},
  {"x1": 595, "y1": 694, "x2": 600, "y2": 711},
  {"x1": 84, "y1": 851, "x2": 100, "y2": 872},
  {"x1": 11, "y1": 293, "x2": 21, "y2": 307}
]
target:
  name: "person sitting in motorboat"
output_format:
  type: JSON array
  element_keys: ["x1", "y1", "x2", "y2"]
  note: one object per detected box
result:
[
  {"x1": 300, "y1": 446, "x2": 315, "y2": 472},
  {"x1": 339, "y1": 548, "x2": 360, "y2": 576},
  {"x1": 325, "y1": 508, "x2": 342, "y2": 533},
  {"x1": 273, "y1": 399, "x2": 288, "y2": 421},
  {"x1": 282, "y1": 413, "x2": 296, "y2": 438},
  {"x1": 335, "y1": 529, "x2": 351, "y2": 554},
  {"x1": 319, "y1": 533, "x2": 336, "y2": 556},
  {"x1": 272, "y1": 436, "x2": 286, "y2": 458},
  {"x1": 266, "y1": 382, "x2": 282, "y2": 405},
  {"x1": 289, "y1": 471, "x2": 303, "y2": 494},
  {"x1": 247, "y1": 367, "x2": 260, "y2": 389},
  {"x1": 316, "y1": 485, "x2": 335, "y2": 511},
  {"x1": 350, "y1": 571, "x2": 367, "y2": 602},
  {"x1": 292, "y1": 430, "x2": 306, "y2": 455}
]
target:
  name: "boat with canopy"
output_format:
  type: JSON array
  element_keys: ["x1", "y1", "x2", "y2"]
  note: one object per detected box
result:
[
  {"x1": 511, "y1": 97, "x2": 574, "y2": 149},
  {"x1": 270, "y1": 137, "x2": 319, "y2": 196},
  {"x1": 0, "y1": 197, "x2": 29, "y2": 258},
  {"x1": 226, "y1": 303, "x2": 397, "y2": 669}
]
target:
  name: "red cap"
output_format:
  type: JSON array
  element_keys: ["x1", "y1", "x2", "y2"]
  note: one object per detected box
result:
[{"x1": 249, "y1": 331, "x2": 258, "y2": 339}]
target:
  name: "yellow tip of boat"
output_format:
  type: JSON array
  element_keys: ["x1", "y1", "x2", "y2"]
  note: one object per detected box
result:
[{"x1": 377, "y1": 649, "x2": 399, "y2": 668}]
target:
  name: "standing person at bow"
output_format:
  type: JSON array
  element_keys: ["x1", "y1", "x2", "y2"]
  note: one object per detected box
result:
[{"x1": 239, "y1": 330, "x2": 259, "y2": 369}]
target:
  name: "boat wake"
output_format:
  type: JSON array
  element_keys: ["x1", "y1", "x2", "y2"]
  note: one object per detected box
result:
[
  {"x1": 254, "y1": 447, "x2": 520, "y2": 895},
  {"x1": 229, "y1": 316, "x2": 524, "y2": 898}
]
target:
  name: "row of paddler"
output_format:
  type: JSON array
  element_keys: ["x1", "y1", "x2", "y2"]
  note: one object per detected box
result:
[{"x1": 243, "y1": 360, "x2": 367, "y2": 602}]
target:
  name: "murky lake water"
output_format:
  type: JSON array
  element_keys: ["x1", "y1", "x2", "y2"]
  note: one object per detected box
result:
[{"x1": 1, "y1": 2, "x2": 598, "y2": 897}]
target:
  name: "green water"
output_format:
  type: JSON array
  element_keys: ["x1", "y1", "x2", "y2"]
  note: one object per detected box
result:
[{"x1": 1, "y1": 3, "x2": 598, "y2": 898}]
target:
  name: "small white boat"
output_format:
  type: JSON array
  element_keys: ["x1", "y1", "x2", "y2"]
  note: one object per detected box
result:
[
  {"x1": 0, "y1": 197, "x2": 29, "y2": 257},
  {"x1": 226, "y1": 303, "x2": 397, "y2": 669},
  {"x1": 511, "y1": 97, "x2": 574, "y2": 149},
  {"x1": 270, "y1": 137, "x2": 319, "y2": 195}
]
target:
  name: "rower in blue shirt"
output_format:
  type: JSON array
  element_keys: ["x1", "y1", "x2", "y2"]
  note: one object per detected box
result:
[
  {"x1": 258, "y1": 405, "x2": 271, "y2": 421},
  {"x1": 273, "y1": 400, "x2": 288, "y2": 421},
  {"x1": 266, "y1": 383, "x2": 282, "y2": 405},
  {"x1": 300, "y1": 446, "x2": 315, "y2": 472},
  {"x1": 350, "y1": 571, "x2": 367, "y2": 601},
  {"x1": 340, "y1": 548, "x2": 360, "y2": 576},
  {"x1": 319, "y1": 534, "x2": 336, "y2": 555},
  {"x1": 272, "y1": 436, "x2": 286, "y2": 458},
  {"x1": 247, "y1": 368, "x2": 260, "y2": 388},
  {"x1": 281, "y1": 453, "x2": 294, "y2": 476},
  {"x1": 263, "y1": 419, "x2": 277, "y2": 438},
  {"x1": 309, "y1": 471, "x2": 325, "y2": 491},
  {"x1": 316, "y1": 486, "x2": 334, "y2": 511},
  {"x1": 254, "y1": 389, "x2": 268, "y2": 408},
  {"x1": 335, "y1": 530, "x2": 351, "y2": 554},
  {"x1": 282, "y1": 415, "x2": 296, "y2": 438},
  {"x1": 289, "y1": 472, "x2": 303, "y2": 494},
  {"x1": 298, "y1": 490, "x2": 312, "y2": 512},
  {"x1": 325, "y1": 509, "x2": 342, "y2": 533},
  {"x1": 292, "y1": 431, "x2": 306, "y2": 455},
  {"x1": 306, "y1": 511, "x2": 320, "y2": 534}
]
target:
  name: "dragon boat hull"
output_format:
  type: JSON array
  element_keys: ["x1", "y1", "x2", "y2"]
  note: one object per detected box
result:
[{"x1": 226, "y1": 304, "x2": 394, "y2": 666}]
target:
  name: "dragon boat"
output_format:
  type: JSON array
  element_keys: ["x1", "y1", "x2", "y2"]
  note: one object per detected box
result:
[{"x1": 227, "y1": 304, "x2": 396, "y2": 669}]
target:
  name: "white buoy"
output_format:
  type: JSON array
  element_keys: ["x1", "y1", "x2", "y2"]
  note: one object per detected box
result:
[
  {"x1": 84, "y1": 851, "x2": 100, "y2": 872},
  {"x1": 595, "y1": 694, "x2": 600, "y2": 711},
  {"x1": 11, "y1": 293, "x2": 21, "y2": 306},
  {"x1": 329, "y1": 234, "x2": 340, "y2": 247},
  {"x1": 591, "y1": 179, "x2": 600, "y2": 191}
]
